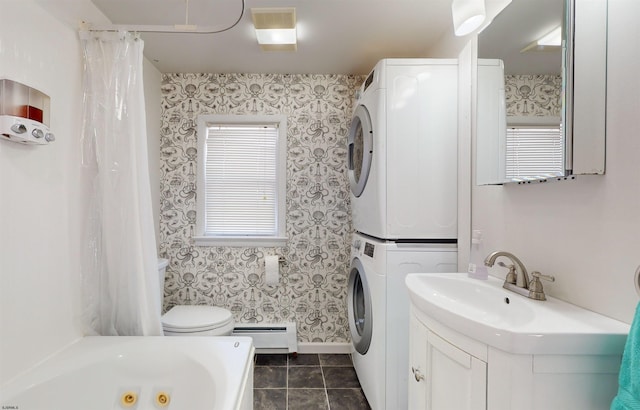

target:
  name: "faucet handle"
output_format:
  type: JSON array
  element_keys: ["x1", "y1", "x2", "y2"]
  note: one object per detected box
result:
[
  {"x1": 498, "y1": 261, "x2": 517, "y2": 284},
  {"x1": 529, "y1": 271, "x2": 555, "y2": 301},
  {"x1": 531, "y1": 271, "x2": 555, "y2": 282}
]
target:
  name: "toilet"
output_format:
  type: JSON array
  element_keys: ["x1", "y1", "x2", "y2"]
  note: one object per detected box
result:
[{"x1": 158, "y1": 258, "x2": 235, "y2": 336}]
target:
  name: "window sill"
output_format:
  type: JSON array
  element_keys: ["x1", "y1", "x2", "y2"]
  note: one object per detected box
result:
[{"x1": 193, "y1": 236, "x2": 288, "y2": 247}]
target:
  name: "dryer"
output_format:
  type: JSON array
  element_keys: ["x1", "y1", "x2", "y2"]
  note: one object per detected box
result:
[
  {"x1": 348, "y1": 58, "x2": 459, "y2": 240},
  {"x1": 348, "y1": 232, "x2": 457, "y2": 410}
]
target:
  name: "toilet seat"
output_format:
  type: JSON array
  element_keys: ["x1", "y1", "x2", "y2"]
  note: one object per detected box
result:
[{"x1": 162, "y1": 305, "x2": 233, "y2": 333}]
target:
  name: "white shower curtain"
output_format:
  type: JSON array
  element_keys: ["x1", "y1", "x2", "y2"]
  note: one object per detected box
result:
[{"x1": 80, "y1": 31, "x2": 163, "y2": 336}]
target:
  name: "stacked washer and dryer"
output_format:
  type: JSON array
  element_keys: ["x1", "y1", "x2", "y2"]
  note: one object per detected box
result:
[{"x1": 347, "y1": 59, "x2": 459, "y2": 410}]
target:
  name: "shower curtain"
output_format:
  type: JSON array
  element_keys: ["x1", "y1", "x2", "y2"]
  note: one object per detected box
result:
[{"x1": 80, "y1": 31, "x2": 163, "y2": 336}]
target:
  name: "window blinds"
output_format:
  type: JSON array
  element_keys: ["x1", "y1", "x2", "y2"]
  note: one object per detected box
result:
[
  {"x1": 204, "y1": 124, "x2": 279, "y2": 236},
  {"x1": 505, "y1": 126, "x2": 564, "y2": 180}
]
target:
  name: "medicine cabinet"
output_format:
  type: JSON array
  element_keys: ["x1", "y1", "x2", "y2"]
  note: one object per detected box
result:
[{"x1": 476, "y1": 0, "x2": 607, "y2": 185}]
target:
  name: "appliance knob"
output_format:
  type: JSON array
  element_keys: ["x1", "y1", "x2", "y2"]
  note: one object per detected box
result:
[
  {"x1": 45, "y1": 133, "x2": 55, "y2": 142},
  {"x1": 353, "y1": 239, "x2": 361, "y2": 249},
  {"x1": 32, "y1": 129, "x2": 44, "y2": 139},
  {"x1": 10, "y1": 123, "x2": 27, "y2": 134}
]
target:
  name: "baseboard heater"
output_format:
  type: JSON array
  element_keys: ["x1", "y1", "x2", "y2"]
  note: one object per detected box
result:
[{"x1": 231, "y1": 322, "x2": 298, "y2": 354}]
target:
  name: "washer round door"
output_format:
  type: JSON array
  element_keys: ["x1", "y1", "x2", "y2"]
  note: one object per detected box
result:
[
  {"x1": 347, "y1": 257, "x2": 373, "y2": 355},
  {"x1": 347, "y1": 105, "x2": 374, "y2": 198}
]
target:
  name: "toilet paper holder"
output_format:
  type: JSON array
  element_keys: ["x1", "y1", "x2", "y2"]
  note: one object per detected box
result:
[{"x1": 264, "y1": 255, "x2": 286, "y2": 263}]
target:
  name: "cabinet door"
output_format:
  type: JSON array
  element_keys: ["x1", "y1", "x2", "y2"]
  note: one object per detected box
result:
[
  {"x1": 426, "y1": 330, "x2": 487, "y2": 410},
  {"x1": 409, "y1": 314, "x2": 429, "y2": 409}
]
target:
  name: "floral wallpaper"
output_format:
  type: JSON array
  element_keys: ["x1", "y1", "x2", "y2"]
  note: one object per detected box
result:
[
  {"x1": 159, "y1": 73, "x2": 363, "y2": 343},
  {"x1": 505, "y1": 74, "x2": 562, "y2": 117}
]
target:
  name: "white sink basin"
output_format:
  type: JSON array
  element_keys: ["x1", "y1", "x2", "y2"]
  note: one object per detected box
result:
[{"x1": 406, "y1": 273, "x2": 630, "y2": 355}]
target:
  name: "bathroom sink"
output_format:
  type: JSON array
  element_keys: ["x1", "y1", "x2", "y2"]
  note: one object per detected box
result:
[{"x1": 405, "y1": 273, "x2": 629, "y2": 355}]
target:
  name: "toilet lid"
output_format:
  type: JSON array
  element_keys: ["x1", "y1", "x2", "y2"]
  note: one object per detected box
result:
[{"x1": 162, "y1": 305, "x2": 233, "y2": 332}]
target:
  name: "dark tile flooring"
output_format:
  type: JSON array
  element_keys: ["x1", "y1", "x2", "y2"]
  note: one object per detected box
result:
[{"x1": 253, "y1": 353, "x2": 372, "y2": 410}]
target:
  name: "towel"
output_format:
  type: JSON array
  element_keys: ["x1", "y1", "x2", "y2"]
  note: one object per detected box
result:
[{"x1": 612, "y1": 302, "x2": 640, "y2": 410}]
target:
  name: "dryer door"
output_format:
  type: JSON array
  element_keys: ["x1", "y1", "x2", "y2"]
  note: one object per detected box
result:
[
  {"x1": 348, "y1": 257, "x2": 373, "y2": 354},
  {"x1": 347, "y1": 105, "x2": 374, "y2": 197}
]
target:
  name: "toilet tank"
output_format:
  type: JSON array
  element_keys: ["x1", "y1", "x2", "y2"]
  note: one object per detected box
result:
[
  {"x1": 158, "y1": 258, "x2": 169, "y2": 281},
  {"x1": 158, "y1": 258, "x2": 169, "y2": 308}
]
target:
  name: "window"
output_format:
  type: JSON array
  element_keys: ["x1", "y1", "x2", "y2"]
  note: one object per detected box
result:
[
  {"x1": 505, "y1": 125, "x2": 564, "y2": 181},
  {"x1": 195, "y1": 115, "x2": 287, "y2": 246}
]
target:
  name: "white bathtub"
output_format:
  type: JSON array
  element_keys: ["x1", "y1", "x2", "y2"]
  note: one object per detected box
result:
[{"x1": 0, "y1": 336, "x2": 254, "y2": 410}]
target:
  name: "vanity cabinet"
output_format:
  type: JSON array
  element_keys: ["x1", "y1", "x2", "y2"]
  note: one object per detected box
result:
[
  {"x1": 409, "y1": 307, "x2": 622, "y2": 410},
  {"x1": 409, "y1": 313, "x2": 486, "y2": 410}
]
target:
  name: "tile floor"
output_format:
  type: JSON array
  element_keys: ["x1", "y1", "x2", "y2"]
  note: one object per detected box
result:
[{"x1": 253, "y1": 353, "x2": 371, "y2": 410}]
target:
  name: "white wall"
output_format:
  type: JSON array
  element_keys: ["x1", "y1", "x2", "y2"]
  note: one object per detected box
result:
[
  {"x1": 472, "y1": 0, "x2": 640, "y2": 324},
  {"x1": 0, "y1": 0, "x2": 162, "y2": 383},
  {"x1": 0, "y1": 0, "x2": 85, "y2": 383},
  {"x1": 455, "y1": 38, "x2": 476, "y2": 272},
  {"x1": 428, "y1": 0, "x2": 511, "y2": 273}
]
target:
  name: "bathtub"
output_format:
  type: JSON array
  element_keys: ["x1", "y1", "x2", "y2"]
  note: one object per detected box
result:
[{"x1": 0, "y1": 336, "x2": 254, "y2": 410}]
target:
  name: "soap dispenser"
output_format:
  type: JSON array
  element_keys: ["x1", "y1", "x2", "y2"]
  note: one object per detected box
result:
[
  {"x1": 468, "y1": 230, "x2": 489, "y2": 279},
  {"x1": 0, "y1": 79, "x2": 54, "y2": 145}
]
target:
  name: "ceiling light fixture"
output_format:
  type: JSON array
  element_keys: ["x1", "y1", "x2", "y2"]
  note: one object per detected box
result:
[
  {"x1": 251, "y1": 8, "x2": 297, "y2": 52},
  {"x1": 451, "y1": 0, "x2": 486, "y2": 36},
  {"x1": 537, "y1": 26, "x2": 562, "y2": 46},
  {"x1": 521, "y1": 26, "x2": 562, "y2": 53}
]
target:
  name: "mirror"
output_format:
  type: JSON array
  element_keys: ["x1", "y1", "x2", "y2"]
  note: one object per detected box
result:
[{"x1": 476, "y1": 0, "x2": 607, "y2": 185}]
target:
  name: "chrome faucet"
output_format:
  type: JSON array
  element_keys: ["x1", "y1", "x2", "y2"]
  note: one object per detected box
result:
[
  {"x1": 484, "y1": 251, "x2": 555, "y2": 300},
  {"x1": 484, "y1": 251, "x2": 529, "y2": 287}
]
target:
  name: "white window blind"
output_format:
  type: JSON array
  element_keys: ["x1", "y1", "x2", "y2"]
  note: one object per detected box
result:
[
  {"x1": 505, "y1": 126, "x2": 564, "y2": 180},
  {"x1": 204, "y1": 123, "x2": 279, "y2": 236}
]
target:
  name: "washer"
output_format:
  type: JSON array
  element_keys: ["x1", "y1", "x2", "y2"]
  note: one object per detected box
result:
[
  {"x1": 348, "y1": 233, "x2": 458, "y2": 410},
  {"x1": 348, "y1": 58, "x2": 459, "y2": 240}
]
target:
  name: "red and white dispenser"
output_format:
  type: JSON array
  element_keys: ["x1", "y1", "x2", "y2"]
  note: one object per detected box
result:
[{"x1": 0, "y1": 79, "x2": 54, "y2": 145}]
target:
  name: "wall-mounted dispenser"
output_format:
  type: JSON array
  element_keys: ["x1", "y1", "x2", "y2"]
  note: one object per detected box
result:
[{"x1": 0, "y1": 79, "x2": 54, "y2": 145}]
